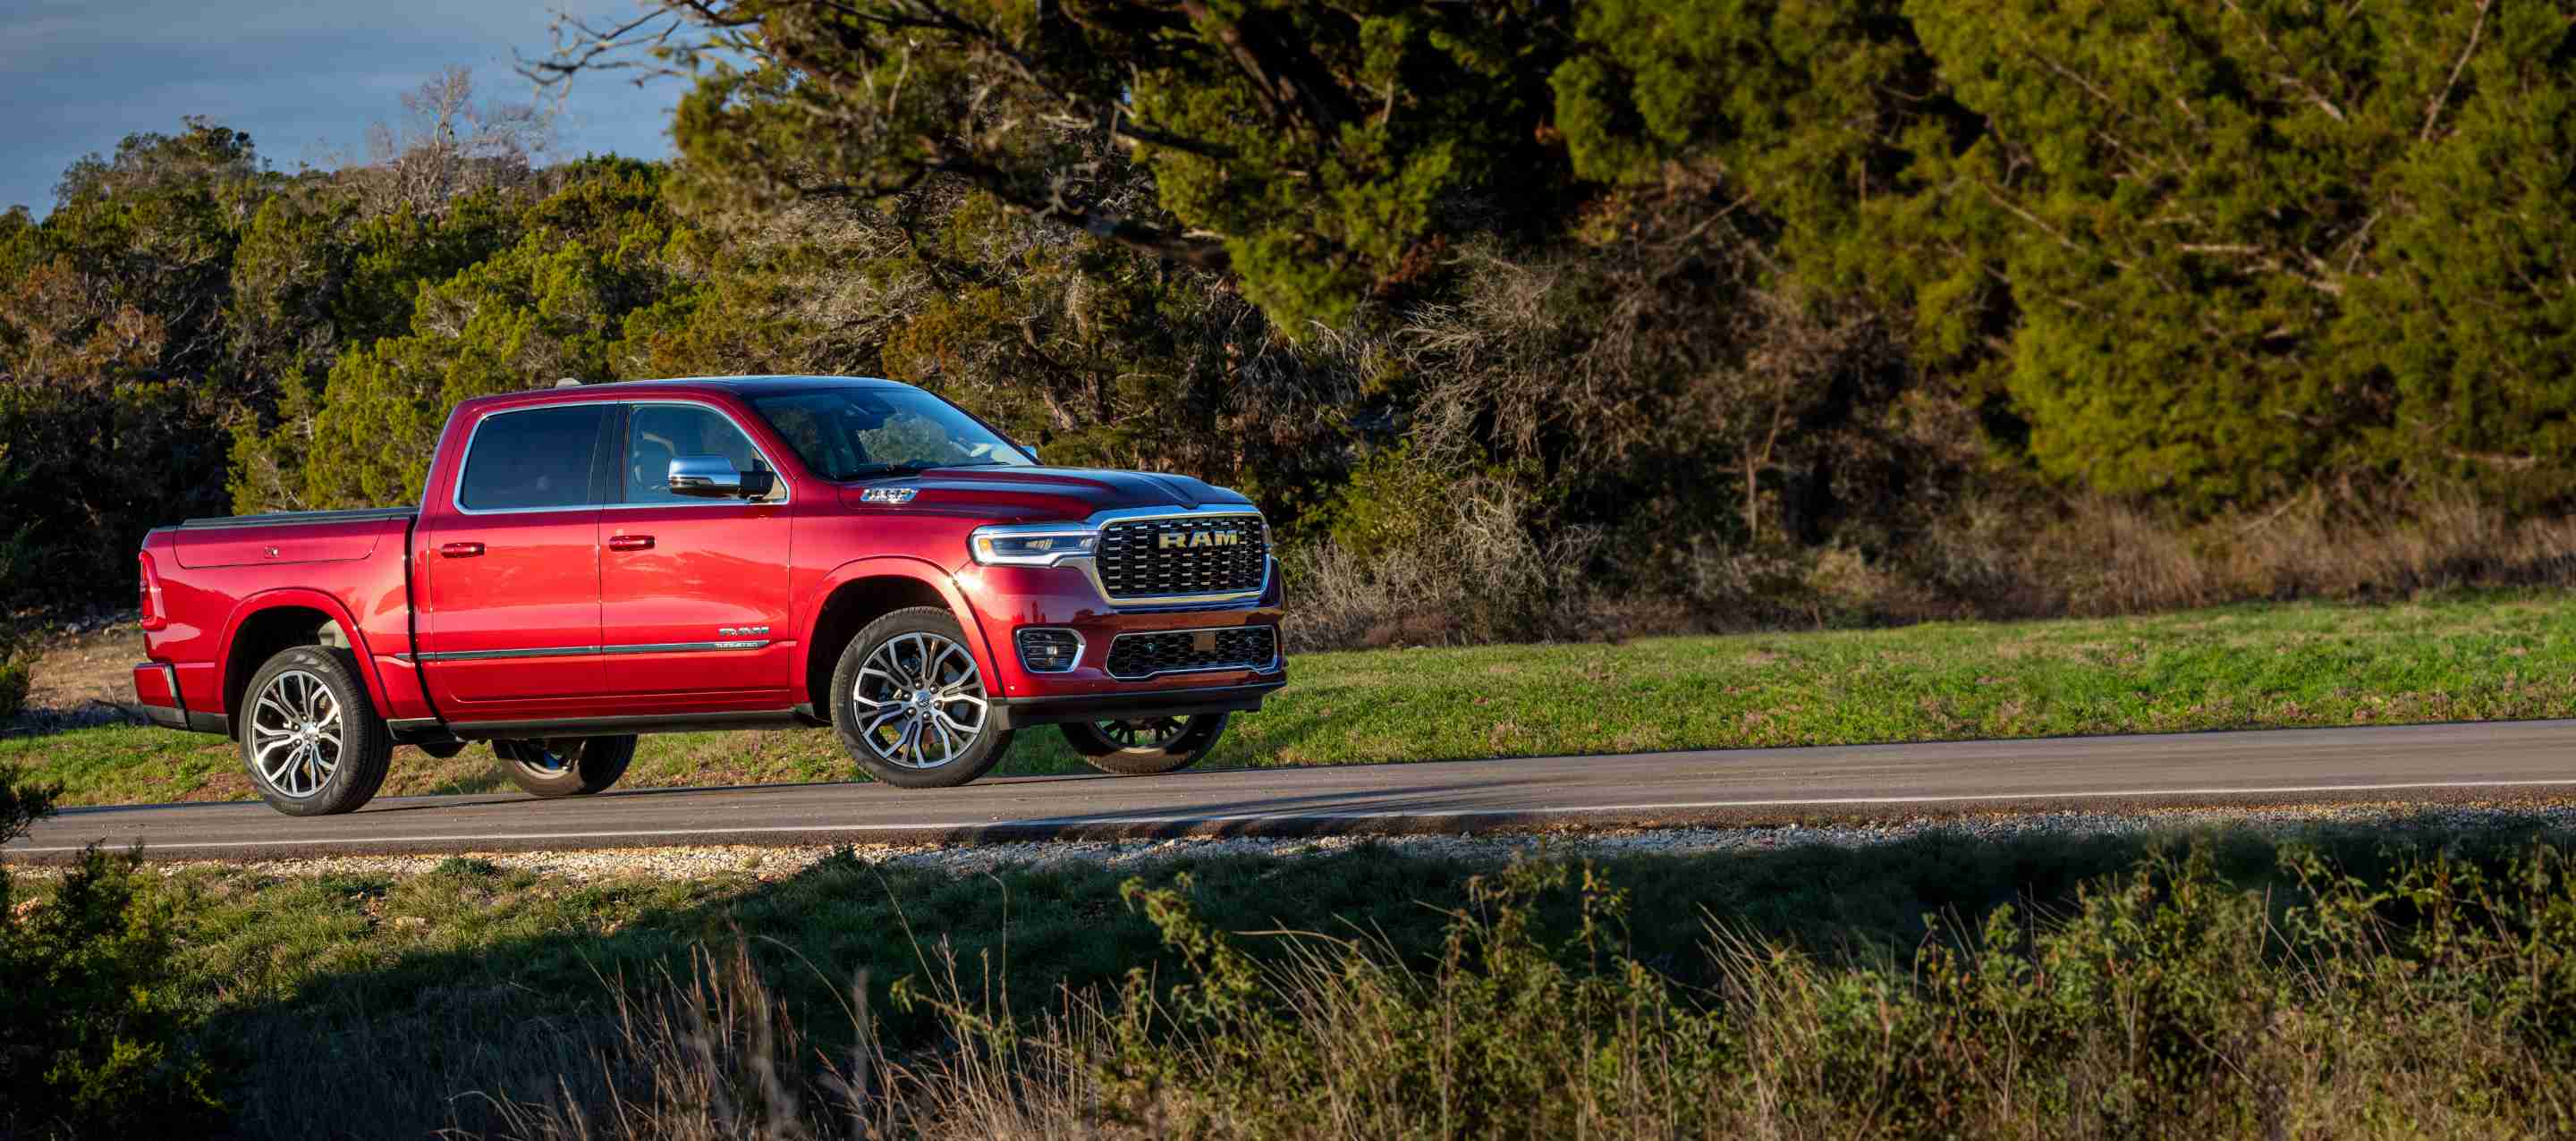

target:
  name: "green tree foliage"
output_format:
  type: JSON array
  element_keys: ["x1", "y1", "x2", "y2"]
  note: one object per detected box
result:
[
  {"x1": 1890, "y1": 1, "x2": 2568, "y2": 508},
  {"x1": 7, "y1": 6, "x2": 2576, "y2": 630},
  {"x1": 609, "y1": 0, "x2": 1574, "y2": 331}
]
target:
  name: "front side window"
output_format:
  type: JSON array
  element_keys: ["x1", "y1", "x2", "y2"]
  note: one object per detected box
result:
[
  {"x1": 750, "y1": 388, "x2": 1033, "y2": 481},
  {"x1": 623, "y1": 404, "x2": 779, "y2": 504},
  {"x1": 456, "y1": 405, "x2": 608, "y2": 511}
]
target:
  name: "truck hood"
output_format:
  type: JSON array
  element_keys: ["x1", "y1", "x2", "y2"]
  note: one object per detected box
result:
[{"x1": 834, "y1": 466, "x2": 1255, "y2": 521}]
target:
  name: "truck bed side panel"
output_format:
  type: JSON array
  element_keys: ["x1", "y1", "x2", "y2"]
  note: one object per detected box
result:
[{"x1": 141, "y1": 513, "x2": 430, "y2": 724}]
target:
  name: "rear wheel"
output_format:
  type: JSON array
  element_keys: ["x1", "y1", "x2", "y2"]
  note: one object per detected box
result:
[
  {"x1": 1060, "y1": 713, "x2": 1229, "y2": 776},
  {"x1": 240, "y1": 646, "x2": 393, "y2": 816},
  {"x1": 496, "y1": 736, "x2": 638, "y2": 798},
  {"x1": 830, "y1": 606, "x2": 1013, "y2": 789}
]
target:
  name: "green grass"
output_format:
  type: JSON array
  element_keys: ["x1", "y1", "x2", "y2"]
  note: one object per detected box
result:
[
  {"x1": 21, "y1": 812, "x2": 2573, "y2": 1137},
  {"x1": 13, "y1": 590, "x2": 2576, "y2": 807}
]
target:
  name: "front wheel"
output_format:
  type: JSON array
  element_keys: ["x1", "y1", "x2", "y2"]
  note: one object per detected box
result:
[
  {"x1": 830, "y1": 606, "x2": 1013, "y2": 789},
  {"x1": 1060, "y1": 713, "x2": 1229, "y2": 776},
  {"x1": 496, "y1": 736, "x2": 637, "y2": 798}
]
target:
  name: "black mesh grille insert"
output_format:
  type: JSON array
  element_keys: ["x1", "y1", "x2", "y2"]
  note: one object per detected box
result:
[
  {"x1": 1015, "y1": 628, "x2": 1081, "y2": 672},
  {"x1": 1106, "y1": 626, "x2": 1278, "y2": 679},
  {"x1": 1096, "y1": 514, "x2": 1267, "y2": 600}
]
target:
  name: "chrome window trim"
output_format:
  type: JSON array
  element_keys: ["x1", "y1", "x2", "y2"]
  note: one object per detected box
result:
[
  {"x1": 1013, "y1": 626, "x2": 1087, "y2": 673},
  {"x1": 449, "y1": 403, "x2": 618, "y2": 517},
  {"x1": 405, "y1": 638, "x2": 770, "y2": 663},
  {"x1": 449, "y1": 398, "x2": 788, "y2": 518},
  {"x1": 1102, "y1": 623, "x2": 1283, "y2": 680},
  {"x1": 605, "y1": 399, "x2": 791, "y2": 511}
]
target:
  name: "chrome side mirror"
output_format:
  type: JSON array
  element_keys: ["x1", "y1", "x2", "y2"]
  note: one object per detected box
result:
[{"x1": 668, "y1": 455, "x2": 775, "y2": 500}]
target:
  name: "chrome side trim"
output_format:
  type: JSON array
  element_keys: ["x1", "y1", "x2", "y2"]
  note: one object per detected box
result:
[
  {"x1": 413, "y1": 645, "x2": 605, "y2": 663},
  {"x1": 602, "y1": 639, "x2": 773, "y2": 654},
  {"x1": 413, "y1": 639, "x2": 773, "y2": 663},
  {"x1": 1102, "y1": 624, "x2": 1284, "y2": 680}
]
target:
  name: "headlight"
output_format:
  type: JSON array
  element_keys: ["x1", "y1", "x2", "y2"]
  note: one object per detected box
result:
[{"x1": 969, "y1": 523, "x2": 1098, "y2": 566}]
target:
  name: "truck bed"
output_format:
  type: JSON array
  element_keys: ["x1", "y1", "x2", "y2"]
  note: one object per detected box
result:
[{"x1": 177, "y1": 506, "x2": 418, "y2": 528}]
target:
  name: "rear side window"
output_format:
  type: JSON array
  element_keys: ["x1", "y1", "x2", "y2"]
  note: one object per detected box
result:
[{"x1": 457, "y1": 405, "x2": 610, "y2": 511}]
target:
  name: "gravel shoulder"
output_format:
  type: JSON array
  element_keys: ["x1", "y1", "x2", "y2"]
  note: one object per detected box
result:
[{"x1": 57, "y1": 797, "x2": 2572, "y2": 883}]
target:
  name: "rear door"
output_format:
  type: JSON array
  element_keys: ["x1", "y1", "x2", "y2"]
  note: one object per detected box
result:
[
  {"x1": 597, "y1": 401, "x2": 795, "y2": 702},
  {"x1": 417, "y1": 403, "x2": 615, "y2": 710}
]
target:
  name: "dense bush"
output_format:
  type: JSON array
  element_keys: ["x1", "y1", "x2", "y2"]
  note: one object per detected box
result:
[{"x1": 0, "y1": 764, "x2": 225, "y2": 1138}]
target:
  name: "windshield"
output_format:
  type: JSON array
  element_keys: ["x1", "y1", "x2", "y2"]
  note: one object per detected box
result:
[{"x1": 748, "y1": 388, "x2": 1034, "y2": 480}]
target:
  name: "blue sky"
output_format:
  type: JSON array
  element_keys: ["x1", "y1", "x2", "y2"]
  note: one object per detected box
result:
[{"x1": 3, "y1": 0, "x2": 692, "y2": 214}]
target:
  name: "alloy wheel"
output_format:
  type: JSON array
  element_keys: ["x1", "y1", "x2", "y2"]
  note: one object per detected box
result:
[
  {"x1": 1094, "y1": 716, "x2": 1191, "y2": 750},
  {"x1": 852, "y1": 631, "x2": 989, "y2": 769},
  {"x1": 249, "y1": 668, "x2": 342, "y2": 799}
]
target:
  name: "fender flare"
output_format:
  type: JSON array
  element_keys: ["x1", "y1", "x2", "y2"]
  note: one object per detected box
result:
[
  {"x1": 797, "y1": 555, "x2": 1005, "y2": 702},
  {"x1": 218, "y1": 588, "x2": 392, "y2": 716}
]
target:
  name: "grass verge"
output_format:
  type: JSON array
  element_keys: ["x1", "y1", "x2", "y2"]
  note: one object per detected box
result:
[
  {"x1": 15, "y1": 812, "x2": 2574, "y2": 1137},
  {"x1": 11, "y1": 589, "x2": 2576, "y2": 807}
]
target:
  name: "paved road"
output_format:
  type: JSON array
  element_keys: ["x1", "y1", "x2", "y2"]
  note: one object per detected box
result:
[{"x1": 10, "y1": 719, "x2": 2576, "y2": 861}]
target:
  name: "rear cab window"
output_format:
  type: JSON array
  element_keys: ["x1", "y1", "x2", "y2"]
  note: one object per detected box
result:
[{"x1": 455, "y1": 404, "x2": 613, "y2": 511}]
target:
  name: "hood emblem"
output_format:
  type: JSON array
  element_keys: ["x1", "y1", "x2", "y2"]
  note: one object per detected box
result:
[{"x1": 858, "y1": 486, "x2": 919, "y2": 504}]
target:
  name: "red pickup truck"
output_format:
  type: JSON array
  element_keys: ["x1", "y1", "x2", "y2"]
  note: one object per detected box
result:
[{"x1": 131, "y1": 376, "x2": 1284, "y2": 815}]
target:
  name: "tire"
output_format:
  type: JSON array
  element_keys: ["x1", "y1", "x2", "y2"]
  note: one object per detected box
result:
[
  {"x1": 238, "y1": 645, "x2": 394, "y2": 816},
  {"x1": 495, "y1": 736, "x2": 638, "y2": 798},
  {"x1": 830, "y1": 606, "x2": 1013, "y2": 789},
  {"x1": 1059, "y1": 714, "x2": 1230, "y2": 776}
]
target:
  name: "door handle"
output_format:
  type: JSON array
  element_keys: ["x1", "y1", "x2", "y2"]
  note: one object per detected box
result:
[
  {"x1": 439, "y1": 542, "x2": 484, "y2": 559},
  {"x1": 606, "y1": 534, "x2": 655, "y2": 552}
]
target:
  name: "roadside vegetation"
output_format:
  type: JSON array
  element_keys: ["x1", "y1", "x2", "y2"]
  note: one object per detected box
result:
[
  {"x1": 9, "y1": 590, "x2": 2575, "y2": 807},
  {"x1": 5, "y1": 762, "x2": 2573, "y2": 1137}
]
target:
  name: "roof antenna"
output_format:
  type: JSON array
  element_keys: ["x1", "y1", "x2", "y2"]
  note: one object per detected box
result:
[{"x1": 554, "y1": 377, "x2": 583, "y2": 388}]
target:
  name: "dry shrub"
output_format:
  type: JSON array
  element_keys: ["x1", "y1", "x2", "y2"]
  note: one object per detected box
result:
[
  {"x1": 479, "y1": 942, "x2": 1103, "y2": 1141},
  {"x1": 1281, "y1": 477, "x2": 1606, "y2": 651},
  {"x1": 482, "y1": 847, "x2": 2576, "y2": 1140},
  {"x1": 1910, "y1": 488, "x2": 2576, "y2": 621}
]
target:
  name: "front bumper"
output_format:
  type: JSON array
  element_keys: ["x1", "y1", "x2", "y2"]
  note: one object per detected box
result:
[
  {"x1": 954, "y1": 557, "x2": 1287, "y2": 713},
  {"x1": 993, "y1": 679, "x2": 1285, "y2": 729}
]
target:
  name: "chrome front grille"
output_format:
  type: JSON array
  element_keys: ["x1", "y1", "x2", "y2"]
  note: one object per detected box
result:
[
  {"x1": 1095, "y1": 513, "x2": 1267, "y2": 602},
  {"x1": 1106, "y1": 625, "x2": 1278, "y2": 680}
]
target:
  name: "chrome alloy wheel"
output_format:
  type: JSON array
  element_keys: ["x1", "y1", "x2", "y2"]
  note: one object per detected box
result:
[
  {"x1": 852, "y1": 631, "x2": 990, "y2": 769},
  {"x1": 249, "y1": 668, "x2": 342, "y2": 799},
  {"x1": 1092, "y1": 717, "x2": 1190, "y2": 750},
  {"x1": 501, "y1": 739, "x2": 577, "y2": 773}
]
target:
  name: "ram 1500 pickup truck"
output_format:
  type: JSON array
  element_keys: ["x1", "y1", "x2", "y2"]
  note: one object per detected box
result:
[{"x1": 132, "y1": 375, "x2": 1285, "y2": 816}]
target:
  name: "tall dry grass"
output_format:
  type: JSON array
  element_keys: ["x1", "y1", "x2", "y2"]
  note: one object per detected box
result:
[
  {"x1": 1287, "y1": 485, "x2": 2576, "y2": 650},
  {"x1": 469, "y1": 847, "x2": 2576, "y2": 1140}
]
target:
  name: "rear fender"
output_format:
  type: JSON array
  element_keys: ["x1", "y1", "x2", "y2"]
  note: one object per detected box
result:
[{"x1": 219, "y1": 589, "x2": 391, "y2": 717}]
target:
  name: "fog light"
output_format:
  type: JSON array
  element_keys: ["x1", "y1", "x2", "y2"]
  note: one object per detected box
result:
[{"x1": 1016, "y1": 628, "x2": 1082, "y2": 672}]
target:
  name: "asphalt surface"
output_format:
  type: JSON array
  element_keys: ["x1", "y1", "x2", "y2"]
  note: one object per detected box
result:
[{"x1": 11, "y1": 719, "x2": 2576, "y2": 862}]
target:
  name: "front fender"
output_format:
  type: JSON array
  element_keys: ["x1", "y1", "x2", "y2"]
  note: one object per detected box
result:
[{"x1": 798, "y1": 554, "x2": 1010, "y2": 700}]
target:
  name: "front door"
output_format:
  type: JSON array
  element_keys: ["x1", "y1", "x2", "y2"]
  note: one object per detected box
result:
[
  {"x1": 597, "y1": 401, "x2": 794, "y2": 704},
  {"x1": 418, "y1": 403, "x2": 614, "y2": 711}
]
